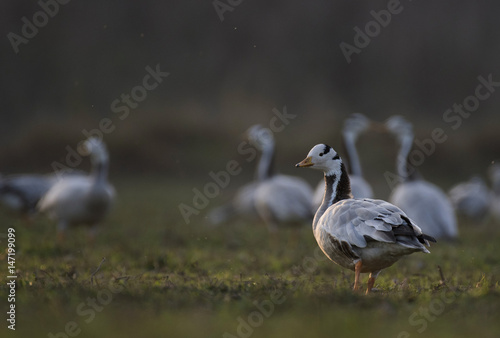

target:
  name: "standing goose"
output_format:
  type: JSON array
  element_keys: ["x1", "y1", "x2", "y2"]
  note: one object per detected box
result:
[
  {"x1": 248, "y1": 125, "x2": 314, "y2": 233},
  {"x1": 296, "y1": 144, "x2": 435, "y2": 294},
  {"x1": 38, "y1": 137, "x2": 115, "y2": 240},
  {"x1": 312, "y1": 114, "x2": 374, "y2": 209},
  {"x1": 385, "y1": 116, "x2": 458, "y2": 240},
  {"x1": 448, "y1": 176, "x2": 491, "y2": 221}
]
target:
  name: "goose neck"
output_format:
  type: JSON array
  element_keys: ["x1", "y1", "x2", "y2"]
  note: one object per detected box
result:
[
  {"x1": 343, "y1": 133, "x2": 362, "y2": 176},
  {"x1": 91, "y1": 159, "x2": 109, "y2": 185},
  {"x1": 313, "y1": 162, "x2": 352, "y2": 230},
  {"x1": 396, "y1": 134, "x2": 414, "y2": 182},
  {"x1": 256, "y1": 144, "x2": 275, "y2": 181}
]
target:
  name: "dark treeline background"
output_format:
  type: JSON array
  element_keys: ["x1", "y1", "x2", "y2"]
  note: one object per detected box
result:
[{"x1": 1, "y1": 0, "x2": 499, "y2": 196}]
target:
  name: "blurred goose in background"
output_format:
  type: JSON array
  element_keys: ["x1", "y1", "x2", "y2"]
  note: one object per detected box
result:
[
  {"x1": 0, "y1": 174, "x2": 58, "y2": 217},
  {"x1": 0, "y1": 171, "x2": 84, "y2": 218},
  {"x1": 312, "y1": 114, "x2": 374, "y2": 209},
  {"x1": 247, "y1": 125, "x2": 314, "y2": 234},
  {"x1": 296, "y1": 144, "x2": 435, "y2": 294},
  {"x1": 38, "y1": 137, "x2": 115, "y2": 241},
  {"x1": 385, "y1": 116, "x2": 458, "y2": 240},
  {"x1": 448, "y1": 176, "x2": 491, "y2": 221},
  {"x1": 488, "y1": 163, "x2": 500, "y2": 221}
]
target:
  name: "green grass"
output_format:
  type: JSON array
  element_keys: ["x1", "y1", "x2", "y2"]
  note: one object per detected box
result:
[{"x1": 1, "y1": 176, "x2": 500, "y2": 338}]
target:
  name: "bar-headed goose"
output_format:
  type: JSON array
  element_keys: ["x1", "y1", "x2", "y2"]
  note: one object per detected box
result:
[
  {"x1": 297, "y1": 144, "x2": 435, "y2": 294},
  {"x1": 248, "y1": 125, "x2": 314, "y2": 233},
  {"x1": 37, "y1": 137, "x2": 115, "y2": 240},
  {"x1": 313, "y1": 114, "x2": 374, "y2": 209},
  {"x1": 385, "y1": 116, "x2": 458, "y2": 240}
]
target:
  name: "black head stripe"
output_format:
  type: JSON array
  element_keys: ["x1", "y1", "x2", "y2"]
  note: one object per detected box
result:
[
  {"x1": 332, "y1": 154, "x2": 340, "y2": 160},
  {"x1": 323, "y1": 145, "x2": 331, "y2": 155}
]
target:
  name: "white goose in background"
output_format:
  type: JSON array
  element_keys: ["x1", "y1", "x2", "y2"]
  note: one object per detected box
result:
[
  {"x1": 448, "y1": 176, "x2": 491, "y2": 221},
  {"x1": 312, "y1": 114, "x2": 374, "y2": 209},
  {"x1": 296, "y1": 144, "x2": 435, "y2": 294},
  {"x1": 385, "y1": 115, "x2": 458, "y2": 240},
  {"x1": 247, "y1": 125, "x2": 314, "y2": 234},
  {"x1": 38, "y1": 137, "x2": 115, "y2": 240},
  {"x1": 488, "y1": 163, "x2": 500, "y2": 221}
]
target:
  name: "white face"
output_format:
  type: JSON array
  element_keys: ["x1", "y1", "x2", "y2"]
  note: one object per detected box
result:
[
  {"x1": 83, "y1": 137, "x2": 108, "y2": 163},
  {"x1": 296, "y1": 144, "x2": 342, "y2": 175},
  {"x1": 385, "y1": 115, "x2": 413, "y2": 134},
  {"x1": 343, "y1": 113, "x2": 371, "y2": 137},
  {"x1": 247, "y1": 124, "x2": 274, "y2": 150}
]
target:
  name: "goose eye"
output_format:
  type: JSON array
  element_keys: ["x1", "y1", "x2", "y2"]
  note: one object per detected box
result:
[{"x1": 319, "y1": 153, "x2": 324, "y2": 157}]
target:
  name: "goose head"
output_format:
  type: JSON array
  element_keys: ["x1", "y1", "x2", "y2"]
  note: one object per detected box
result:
[
  {"x1": 80, "y1": 137, "x2": 109, "y2": 164},
  {"x1": 343, "y1": 113, "x2": 372, "y2": 139},
  {"x1": 296, "y1": 144, "x2": 342, "y2": 176},
  {"x1": 246, "y1": 124, "x2": 275, "y2": 151},
  {"x1": 384, "y1": 115, "x2": 414, "y2": 143}
]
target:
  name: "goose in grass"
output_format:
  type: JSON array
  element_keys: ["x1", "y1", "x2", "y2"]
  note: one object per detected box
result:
[
  {"x1": 296, "y1": 144, "x2": 435, "y2": 294},
  {"x1": 247, "y1": 125, "x2": 314, "y2": 233},
  {"x1": 448, "y1": 176, "x2": 491, "y2": 221},
  {"x1": 312, "y1": 114, "x2": 374, "y2": 209},
  {"x1": 37, "y1": 137, "x2": 115, "y2": 241},
  {"x1": 385, "y1": 116, "x2": 458, "y2": 240}
]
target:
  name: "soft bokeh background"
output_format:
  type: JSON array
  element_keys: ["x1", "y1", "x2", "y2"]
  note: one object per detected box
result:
[
  {"x1": 1, "y1": 0, "x2": 499, "y2": 196},
  {"x1": 1, "y1": 1, "x2": 500, "y2": 337}
]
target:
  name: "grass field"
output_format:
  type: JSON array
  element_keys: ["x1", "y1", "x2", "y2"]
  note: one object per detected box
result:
[{"x1": 1, "y1": 175, "x2": 500, "y2": 338}]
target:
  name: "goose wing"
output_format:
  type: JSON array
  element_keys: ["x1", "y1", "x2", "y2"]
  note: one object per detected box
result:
[{"x1": 317, "y1": 198, "x2": 434, "y2": 251}]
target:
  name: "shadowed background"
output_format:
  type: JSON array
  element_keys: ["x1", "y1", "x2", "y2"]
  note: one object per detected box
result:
[{"x1": 1, "y1": 0, "x2": 500, "y2": 197}]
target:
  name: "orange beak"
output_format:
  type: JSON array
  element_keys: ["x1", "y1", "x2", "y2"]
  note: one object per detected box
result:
[{"x1": 295, "y1": 156, "x2": 314, "y2": 168}]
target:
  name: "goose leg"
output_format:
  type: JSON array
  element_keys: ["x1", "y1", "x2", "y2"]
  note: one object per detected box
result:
[
  {"x1": 353, "y1": 260, "x2": 363, "y2": 291},
  {"x1": 366, "y1": 270, "x2": 380, "y2": 294},
  {"x1": 56, "y1": 221, "x2": 67, "y2": 245},
  {"x1": 366, "y1": 274, "x2": 376, "y2": 294}
]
